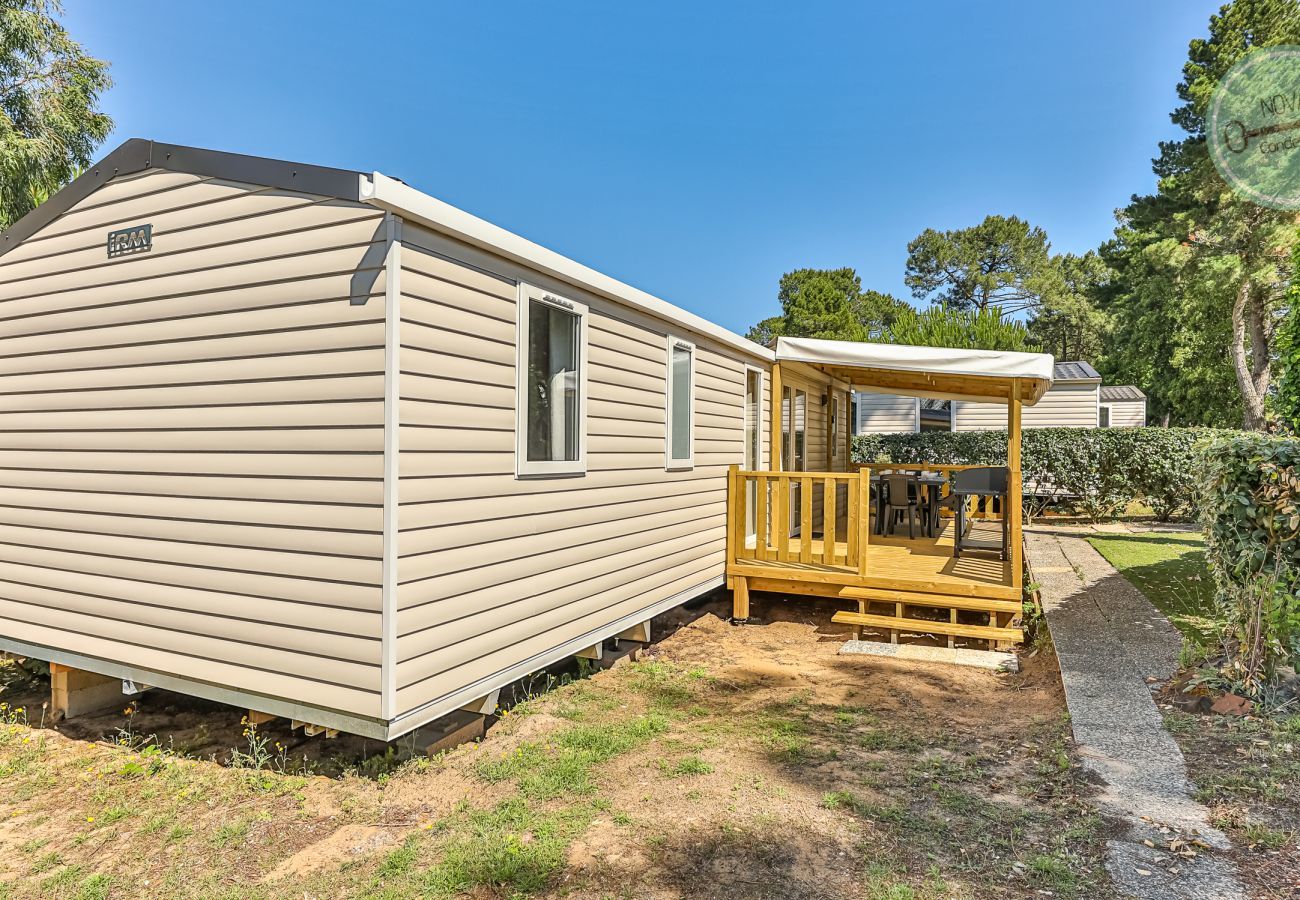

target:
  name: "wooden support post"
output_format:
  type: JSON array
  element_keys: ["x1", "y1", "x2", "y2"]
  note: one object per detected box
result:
[
  {"x1": 854, "y1": 599, "x2": 866, "y2": 641},
  {"x1": 892, "y1": 601, "x2": 903, "y2": 644},
  {"x1": 246, "y1": 710, "x2": 277, "y2": 726},
  {"x1": 948, "y1": 608, "x2": 957, "y2": 649},
  {"x1": 857, "y1": 466, "x2": 871, "y2": 576},
  {"x1": 302, "y1": 723, "x2": 338, "y2": 739},
  {"x1": 732, "y1": 575, "x2": 751, "y2": 622},
  {"x1": 49, "y1": 663, "x2": 125, "y2": 720},
  {"x1": 769, "y1": 363, "x2": 783, "y2": 472},
  {"x1": 1008, "y1": 380, "x2": 1024, "y2": 593}
]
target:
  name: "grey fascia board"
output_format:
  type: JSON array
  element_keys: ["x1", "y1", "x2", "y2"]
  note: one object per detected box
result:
[{"x1": 0, "y1": 138, "x2": 366, "y2": 258}]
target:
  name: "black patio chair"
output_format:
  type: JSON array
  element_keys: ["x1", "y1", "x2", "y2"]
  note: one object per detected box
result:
[{"x1": 880, "y1": 474, "x2": 926, "y2": 540}]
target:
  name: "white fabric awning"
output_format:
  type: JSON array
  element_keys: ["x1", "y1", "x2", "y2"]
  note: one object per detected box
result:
[{"x1": 774, "y1": 337, "x2": 1056, "y2": 404}]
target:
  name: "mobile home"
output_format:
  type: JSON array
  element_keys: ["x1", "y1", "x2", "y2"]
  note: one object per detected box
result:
[
  {"x1": 1099, "y1": 385, "x2": 1147, "y2": 427},
  {"x1": 1, "y1": 140, "x2": 1058, "y2": 739},
  {"x1": 854, "y1": 361, "x2": 1124, "y2": 434},
  {"x1": 0, "y1": 139, "x2": 872, "y2": 739}
]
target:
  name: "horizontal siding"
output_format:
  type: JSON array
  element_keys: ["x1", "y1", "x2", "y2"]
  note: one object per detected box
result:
[
  {"x1": 0, "y1": 170, "x2": 386, "y2": 716},
  {"x1": 1105, "y1": 400, "x2": 1146, "y2": 427},
  {"x1": 954, "y1": 382, "x2": 1099, "y2": 431},
  {"x1": 393, "y1": 229, "x2": 767, "y2": 718},
  {"x1": 853, "y1": 391, "x2": 918, "y2": 434}
]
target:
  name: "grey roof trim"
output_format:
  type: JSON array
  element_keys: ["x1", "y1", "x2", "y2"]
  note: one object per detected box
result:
[
  {"x1": 1100, "y1": 385, "x2": 1146, "y2": 402},
  {"x1": 0, "y1": 138, "x2": 365, "y2": 258},
  {"x1": 1052, "y1": 360, "x2": 1101, "y2": 382}
]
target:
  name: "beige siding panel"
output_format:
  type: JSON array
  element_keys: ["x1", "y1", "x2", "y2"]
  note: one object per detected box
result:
[
  {"x1": 399, "y1": 346, "x2": 512, "y2": 388},
  {"x1": 0, "y1": 485, "x2": 380, "y2": 532},
  {"x1": 1106, "y1": 400, "x2": 1146, "y2": 427},
  {"x1": 401, "y1": 319, "x2": 513, "y2": 366},
  {"x1": 0, "y1": 561, "x2": 375, "y2": 636},
  {"x1": 954, "y1": 382, "x2": 1098, "y2": 431},
  {"x1": 395, "y1": 559, "x2": 719, "y2": 709},
  {"x1": 399, "y1": 461, "x2": 722, "y2": 496},
  {"x1": 399, "y1": 526, "x2": 723, "y2": 641},
  {"x1": 0, "y1": 349, "x2": 383, "y2": 395},
  {"x1": 0, "y1": 174, "x2": 387, "y2": 719},
  {"x1": 0, "y1": 579, "x2": 376, "y2": 662},
  {"x1": 0, "y1": 468, "x2": 379, "y2": 505},
  {"x1": 0, "y1": 212, "x2": 385, "y2": 302},
  {"x1": 854, "y1": 391, "x2": 918, "y2": 434},
  {"x1": 0, "y1": 523, "x2": 376, "y2": 585},
  {"x1": 0, "y1": 614, "x2": 377, "y2": 713},
  {"x1": 0, "y1": 504, "x2": 380, "y2": 558},
  {"x1": 0, "y1": 188, "x2": 346, "y2": 275},
  {"x1": 0, "y1": 450, "x2": 382, "y2": 479},
  {"x1": 400, "y1": 399, "x2": 514, "y2": 431},
  {"x1": 1, "y1": 285, "x2": 383, "y2": 352},
  {"x1": 0, "y1": 242, "x2": 383, "y2": 322},
  {"x1": 401, "y1": 294, "x2": 515, "y2": 343},
  {"x1": 401, "y1": 373, "x2": 513, "y2": 408},
  {"x1": 0, "y1": 321, "x2": 383, "y2": 378},
  {"x1": 401, "y1": 245, "x2": 516, "y2": 302},
  {"x1": 0, "y1": 428, "x2": 380, "y2": 453},
  {"x1": 1, "y1": 374, "x2": 385, "y2": 412},
  {"x1": 0, "y1": 541, "x2": 376, "y2": 610},
  {"x1": 0, "y1": 400, "x2": 380, "y2": 431},
  {"x1": 399, "y1": 484, "x2": 721, "y2": 554},
  {"x1": 398, "y1": 505, "x2": 721, "y2": 587}
]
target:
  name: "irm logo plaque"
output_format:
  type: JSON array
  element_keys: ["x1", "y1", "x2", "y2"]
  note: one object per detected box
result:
[{"x1": 107, "y1": 223, "x2": 152, "y2": 258}]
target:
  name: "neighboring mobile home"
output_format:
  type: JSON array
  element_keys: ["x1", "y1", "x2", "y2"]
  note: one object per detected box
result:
[
  {"x1": 853, "y1": 361, "x2": 1142, "y2": 434},
  {"x1": 0, "y1": 139, "x2": 871, "y2": 740},
  {"x1": 1099, "y1": 385, "x2": 1147, "y2": 427}
]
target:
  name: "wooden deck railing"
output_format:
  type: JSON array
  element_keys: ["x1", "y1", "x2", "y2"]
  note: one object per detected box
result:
[
  {"x1": 727, "y1": 468, "x2": 870, "y2": 571},
  {"x1": 726, "y1": 463, "x2": 1018, "y2": 574}
]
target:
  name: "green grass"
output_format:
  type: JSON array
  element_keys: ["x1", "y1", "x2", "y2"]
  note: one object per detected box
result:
[{"x1": 1086, "y1": 531, "x2": 1215, "y2": 640}]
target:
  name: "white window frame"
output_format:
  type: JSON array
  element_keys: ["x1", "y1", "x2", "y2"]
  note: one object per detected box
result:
[
  {"x1": 664, "y1": 335, "x2": 696, "y2": 471},
  {"x1": 515, "y1": 283, "x2": 588, "y2": 478},
  {"x1": 743, "y1": 365, "x2": 765, "y2": 471}
]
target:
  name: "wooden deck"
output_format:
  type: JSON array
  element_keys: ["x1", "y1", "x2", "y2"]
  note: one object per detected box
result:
[
  {"x1": 730, "y1": 520, "x2": 1014, "y2": 599},
  {"x1": 726, "y1": 466, "x2": 1024, "y2": 650}
]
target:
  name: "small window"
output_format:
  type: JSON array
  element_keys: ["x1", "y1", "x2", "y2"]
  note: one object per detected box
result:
[
  {"x1": 1099, "y1": 405, "x2": 1111, "y2": 428},
  {"x1": 516, "y1": 284, "x2": 587, "y2": 477},
  {"x1": 665, "y1": 336, "x2": 695, "y2": 469}
]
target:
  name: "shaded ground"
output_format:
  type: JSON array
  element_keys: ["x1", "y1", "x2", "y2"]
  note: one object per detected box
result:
[
  {"x1": 1157, "y1": 710, "x2": 1300, "y2": 900},
  {"x1": 1027, "y1": 525, "x2": 1245, "y2": 900},
  {"x1": 0, "y1": 592, "x2": 1115, "y2": 899}
]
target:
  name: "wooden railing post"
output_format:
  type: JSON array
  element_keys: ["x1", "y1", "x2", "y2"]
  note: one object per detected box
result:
[
  {"x1": 1008, "y1": 381, "x2": 1024, "y2": 592},
  {"x1": 857, "y1": 465, "x2": 871, "y2": 576}
]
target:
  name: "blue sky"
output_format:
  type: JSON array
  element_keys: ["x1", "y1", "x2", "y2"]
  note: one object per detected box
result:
[{"x1": 65, "y1": 1, "x2": 1219, "y2": 335}]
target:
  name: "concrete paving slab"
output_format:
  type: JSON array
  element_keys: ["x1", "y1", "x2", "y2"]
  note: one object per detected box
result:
[{"x1": 1026, "y1": 526, "x2": 1244, "y2": 900}]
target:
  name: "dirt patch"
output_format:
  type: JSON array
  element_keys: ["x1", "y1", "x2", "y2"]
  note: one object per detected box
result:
[
  {"x1": 264, "y1": 823, "x2": 402, "y2": 882},
  {"x1": 0, "y1": 591, "x2": 1114, "y2": 898}
]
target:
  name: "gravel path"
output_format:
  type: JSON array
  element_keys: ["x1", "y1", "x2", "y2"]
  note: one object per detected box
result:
[{"x1": 1025, "y1": 525, "x2": 1245, "y2": 900}]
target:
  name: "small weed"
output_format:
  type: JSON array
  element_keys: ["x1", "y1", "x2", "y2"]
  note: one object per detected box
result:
[
  {"x1": 211, "y1": 819, "x2": 251, "y2": 848},
  {"x1": 666, "y1": 755, "x2": 713, "y2": 777},
  {"x1": 1244, "y1": 822, "x2": 1289, "y2": 850}
]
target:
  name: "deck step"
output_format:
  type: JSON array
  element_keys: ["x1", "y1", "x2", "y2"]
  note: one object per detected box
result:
[
  {"x1": 831, "y1": 610, "x2": 1023, "y2": 643},
  {"x1": 837, "y1": 586, "x2": 1021, "y2": 614}
]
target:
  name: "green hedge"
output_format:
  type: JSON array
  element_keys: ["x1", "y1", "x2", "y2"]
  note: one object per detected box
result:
[
  {"x1": 1196, "y1": 433, "x2": 1300, "y2": 677},
  {"x1": 851, "y1": 427, "x2": 1231, "y2": 521}
]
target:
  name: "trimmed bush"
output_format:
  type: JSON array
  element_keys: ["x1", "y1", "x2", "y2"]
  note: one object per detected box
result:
[
  {"x1": 852, "y1": 427, "x2": 1232, "y2": 522},
  {"x1": 1196, "y1": 432, "x2": 1300, "y2": 678}
]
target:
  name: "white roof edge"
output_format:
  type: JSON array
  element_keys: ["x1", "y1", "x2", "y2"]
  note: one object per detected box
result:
[
  {"x1": 775, "y1": 336, "x2": 1055, "y2": 384},
  {"x1": 359, "y1": 172, "x2": 773, "y2": 362}
]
